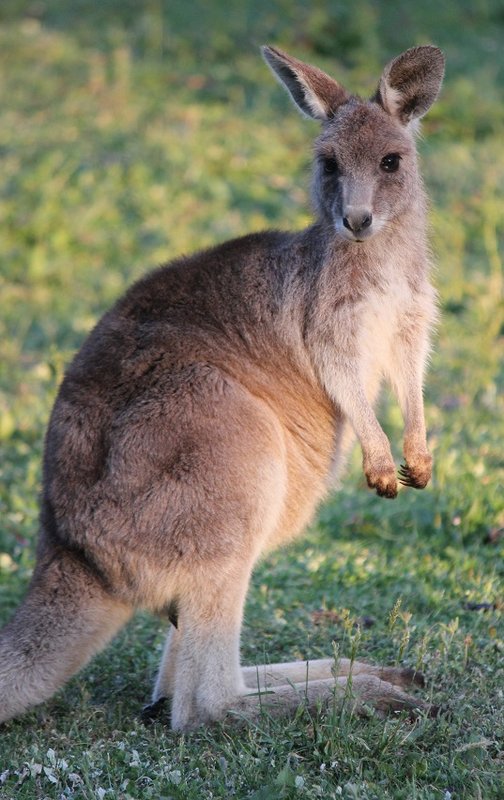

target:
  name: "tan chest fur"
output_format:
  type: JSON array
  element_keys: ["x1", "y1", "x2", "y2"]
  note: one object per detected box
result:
[{"x1": 358, "y1": 281, "x2": 414, "y2": 392}]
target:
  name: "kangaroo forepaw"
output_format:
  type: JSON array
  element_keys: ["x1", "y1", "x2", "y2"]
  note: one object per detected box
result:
[
  {"x1": 365, "y1": 465, "x2": 398, "y2": 498},
  {"x1": 398, "y1": 454, "x2": 432, "y2": 489}
]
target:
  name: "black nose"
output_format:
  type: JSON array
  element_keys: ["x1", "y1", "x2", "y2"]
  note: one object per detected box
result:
[{"x1": 343, "y1": 211, "x2": 373, "y2": 234}]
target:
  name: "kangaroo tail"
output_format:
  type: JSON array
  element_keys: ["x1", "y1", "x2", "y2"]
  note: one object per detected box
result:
[{"x1": 0, "y1": 546, "x2": 132, "y2": 724}]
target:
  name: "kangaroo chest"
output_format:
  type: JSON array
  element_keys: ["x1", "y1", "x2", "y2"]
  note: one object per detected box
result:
[{"x1": 355, "y1": 261, "x2": 423, "y2": 377}]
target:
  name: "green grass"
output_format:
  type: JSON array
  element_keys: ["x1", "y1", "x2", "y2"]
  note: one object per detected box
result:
[{"x1": 0, "y1": 1, "x2": 503, "y2": 798}]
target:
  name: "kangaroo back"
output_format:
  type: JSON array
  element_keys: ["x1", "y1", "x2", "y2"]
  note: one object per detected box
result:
[{"x1": 0, "y1": 45, "x2": 444, "y2": 729}]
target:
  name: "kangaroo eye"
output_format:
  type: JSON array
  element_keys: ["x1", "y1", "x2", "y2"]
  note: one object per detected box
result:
[
  {"x1": 321, "y1": 156, "x2": 339, "y2": 175},
  {"x1": 380, "y1": 153, "x2": 401, "y2": 173}
]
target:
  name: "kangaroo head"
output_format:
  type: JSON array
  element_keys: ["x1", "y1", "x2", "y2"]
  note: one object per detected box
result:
[{"x1": 262, "y1": 45, "x2": 445, "y2": 242}]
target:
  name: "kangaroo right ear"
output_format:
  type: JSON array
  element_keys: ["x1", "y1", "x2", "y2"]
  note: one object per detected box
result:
[
  {"x1": 262, "y1": 46, "x2": 349, "y2": 121},
  {"x1": 375, "y1": 45, "x2": 445, "y2": 125}
]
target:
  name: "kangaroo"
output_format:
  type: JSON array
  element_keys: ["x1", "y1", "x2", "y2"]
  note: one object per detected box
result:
[{"x1": 0, "y1": 44, "x2": 444, "y2": 730}]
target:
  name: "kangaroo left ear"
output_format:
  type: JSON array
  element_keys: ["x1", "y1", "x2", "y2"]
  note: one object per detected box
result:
[
  {"x1": 375, "y1": 45, "x2": 445, "y2": 125},
  {"x1": 262, "y1": 45, "x2": 349, "y2": 121}
]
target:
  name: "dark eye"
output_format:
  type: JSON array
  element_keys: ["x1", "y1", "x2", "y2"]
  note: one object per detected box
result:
[
  {"x1": 380, "y1": 153, "x2": 401, "y2": 173},
  {"x1": 321, "y1": 156, "x2": 339, "y2": 175}
]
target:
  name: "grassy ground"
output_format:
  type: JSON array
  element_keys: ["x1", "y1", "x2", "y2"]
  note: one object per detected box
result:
[{"x1": 0, "y1": 1, "x2": 503, "y2": 798}]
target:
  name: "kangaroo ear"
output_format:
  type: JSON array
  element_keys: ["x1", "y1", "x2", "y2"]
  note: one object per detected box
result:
[
  {"x1": 262, "y1": 46, "x2": 349, "y2": 121},
  {"x1": 375, "y1": 45, "x2": 445, "y2": 125}
]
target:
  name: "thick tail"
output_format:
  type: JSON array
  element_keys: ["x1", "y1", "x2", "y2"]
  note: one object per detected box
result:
[{"x1": 0, "y1": 547, "x2": 132, "y2": 724}]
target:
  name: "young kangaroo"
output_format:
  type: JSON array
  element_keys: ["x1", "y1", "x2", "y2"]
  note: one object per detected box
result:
[{"x1": 0, "y1": 45, "x2": 444, "y2": 730}]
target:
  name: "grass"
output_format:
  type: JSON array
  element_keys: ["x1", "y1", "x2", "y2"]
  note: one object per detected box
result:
[{"x1": 0, "y1": 1, "x2": 503, "y2": 798}]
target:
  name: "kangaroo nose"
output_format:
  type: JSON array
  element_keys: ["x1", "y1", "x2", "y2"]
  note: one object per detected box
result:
[{"x1": 343, "y1": 210, "x2": 373, "y2": 234}]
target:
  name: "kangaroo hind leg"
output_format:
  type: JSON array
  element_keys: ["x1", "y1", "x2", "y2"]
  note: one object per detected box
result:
[
  {"x1": 242, "y1": 656, "x2": 424, "y2": 691},
  {"x1": 165, "y1": 558, "x2": 254, "y2": 731},
  {"x1": 238, "y1": 657, "x2": 431, "y2": 723},
  {"x1": 152, "y1": 624, "x2": 180, "y2": 702},
  {"x1": 0, "y1": 547, "x2": 132, "y2": 724}
]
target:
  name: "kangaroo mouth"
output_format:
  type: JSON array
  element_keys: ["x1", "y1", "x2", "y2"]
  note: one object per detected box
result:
[{"x1": 336, "y1": 222, "x2": 374, "y2": 243}]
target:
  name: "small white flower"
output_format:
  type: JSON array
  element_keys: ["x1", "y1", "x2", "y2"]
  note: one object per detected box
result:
[
  {"x1": 43, "y1": 766, "x2": 58, "y2": 784},
  {"x1": 295, "y1": 775, "x2": 305, "y2": 789},
  {"x1": 169, "y1": 770, "x2": 182, "y2": 785}
]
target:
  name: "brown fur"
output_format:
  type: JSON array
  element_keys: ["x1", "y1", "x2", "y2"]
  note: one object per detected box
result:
[{"x1": 0, "y1": 45, "x2": 444, "y2": 730}]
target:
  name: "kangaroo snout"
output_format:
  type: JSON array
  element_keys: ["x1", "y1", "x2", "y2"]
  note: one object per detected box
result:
[{"x1": 342, "y1": 207, "x2": 373, "y2": 240}]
